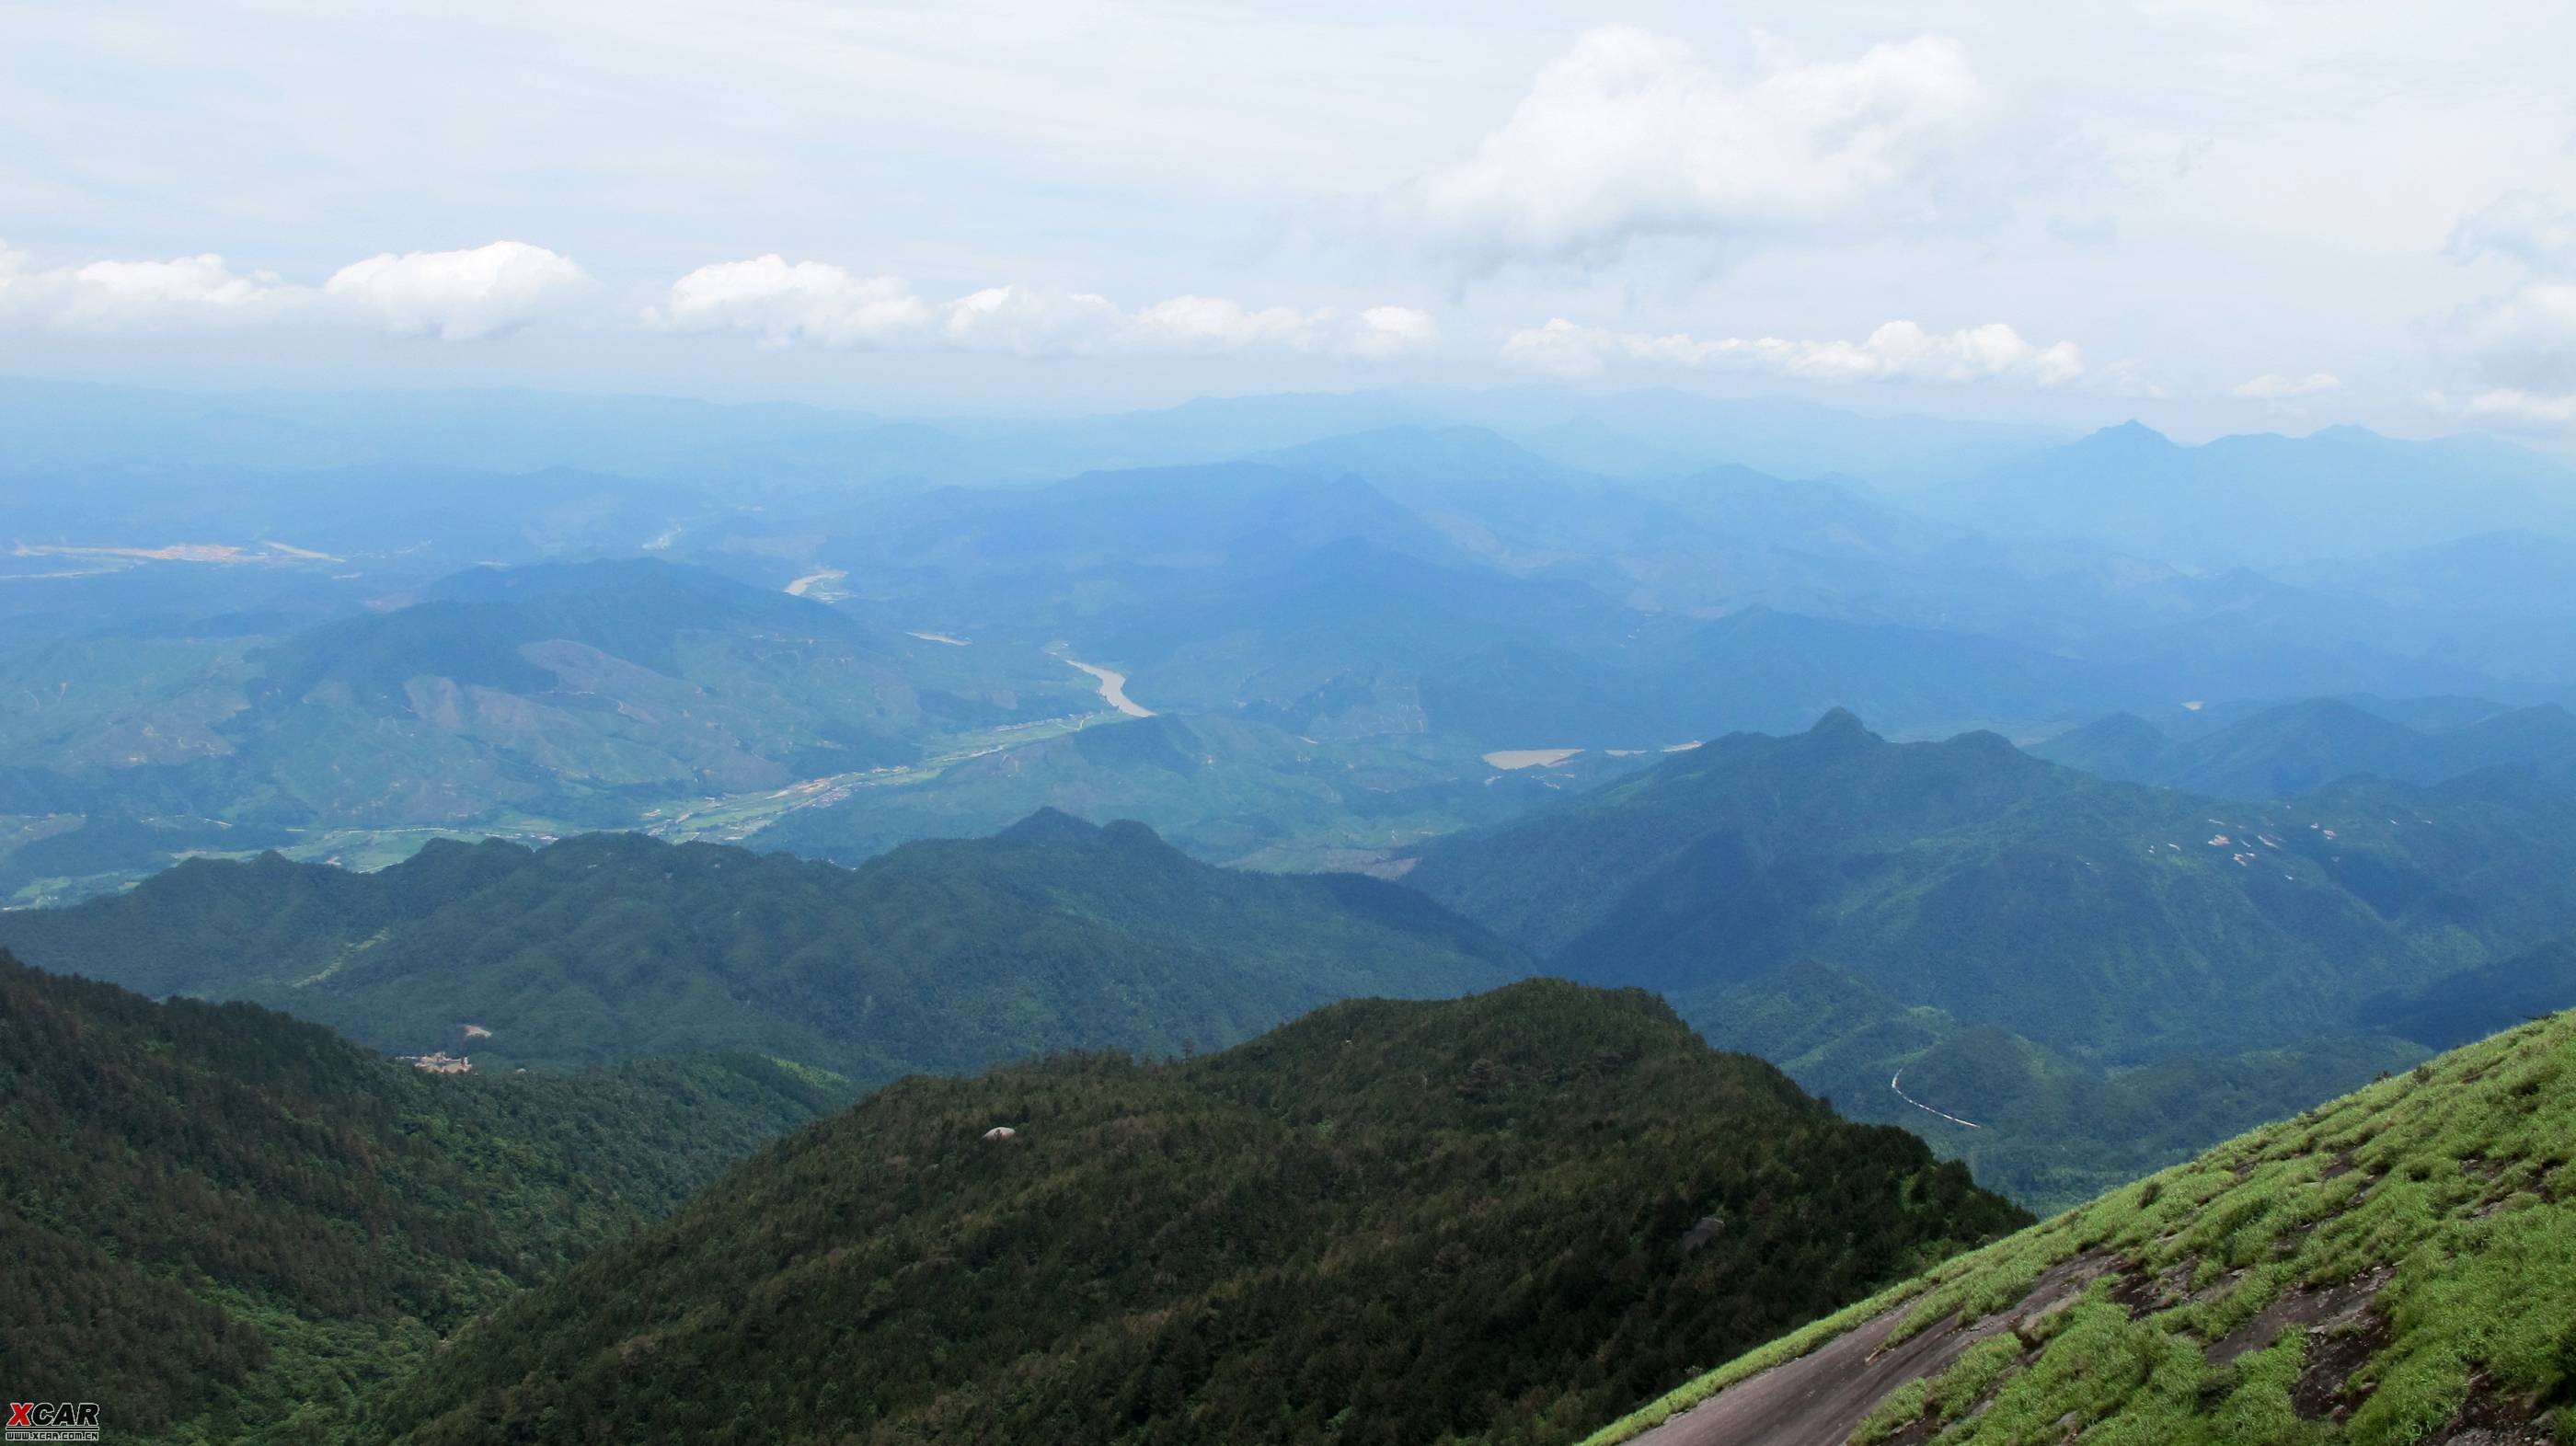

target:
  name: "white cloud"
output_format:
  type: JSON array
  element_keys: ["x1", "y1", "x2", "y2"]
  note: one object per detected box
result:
[
  {"x1": 0, "y1": 238, "x2": 586, "y2": 340},
  {"x1": 649, "y1": 255, "x2": 931, "y2": 347},
  {"x1": 1409, "y1": 28, "x2": 1993, "y2": 265},
  {"x1": 652, "y1": 256, "x2": 1432, "y2": 360},
  {"x1": 325, "y1": 241, "x2": 591, "y2": 340},
  {"x1": 940, "y1": 284, "x2": 1124, "y2": 355},
  {"x1": 2232, "y1": 372, "x2": 2340, "y2": 399},
  {"x1": 1350, "y1": 305, "x2": 1436, "y2": 359},
  {"x1": 2095, "y1": 360, "x2": 2167, "y2": 400},
  {"x1": 1128, "y1": 294, "x2": 1321, "y2": 351},
  {"x1": 1501, "y1": 316, "x2": 2081, "y2": 386},
  {"x1": 0, "y1": 242, "x2": 300, "y2": 330},
  {"x1": 2451, "y1": 388, "x2": 2576, "y2": 426}
]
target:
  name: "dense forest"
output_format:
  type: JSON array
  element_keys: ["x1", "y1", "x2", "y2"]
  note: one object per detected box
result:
[
  {"x1": 0, "y1": 810, "x2": 1525, "y2": 1081},
  {"x1": 361, "y1": 980, "x2": 2028, "y2": 1446},
  {"x1": 0, "y1": 951, "x2": 852, "y2": 1444}
]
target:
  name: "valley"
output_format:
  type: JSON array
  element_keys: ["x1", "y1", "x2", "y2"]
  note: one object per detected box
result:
[{"x1": 6, "y1": 378, "x2": 2576, "y2": 1444}]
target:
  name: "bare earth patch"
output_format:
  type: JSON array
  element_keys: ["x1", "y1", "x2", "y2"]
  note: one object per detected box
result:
[
  {"x1": 1482, "y1": 749, "x2": 1582, "y2": 770},
  {"x1": 1627, "y1": 1253, "x2": 2110, "y2": 1446}
]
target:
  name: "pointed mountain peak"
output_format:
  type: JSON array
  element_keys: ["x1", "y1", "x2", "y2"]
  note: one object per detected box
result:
[
  {"x1": 995, "y1": 808, "x2": 1103, "y2": 845},
  {"x1": 2082, "y1": 419, "x2": 2178, "y2": 451},
  {"x1": 1804, "y1": 707, "x2": 1877, "y2": 744}
]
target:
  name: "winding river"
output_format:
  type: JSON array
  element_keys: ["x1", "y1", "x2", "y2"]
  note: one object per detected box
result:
[{"x1": 1064, "y1": 659, "x2": 1153, "y2": 718}]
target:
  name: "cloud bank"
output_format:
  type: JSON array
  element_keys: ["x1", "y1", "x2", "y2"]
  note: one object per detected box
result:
[
  {"x1": 0, "y1": 245, "x2": 297, "y2": 330},
  {"x1": 2232, "y1": 372, "x2": 2340, "y2": 399},
  {"x1": 0, "y1": 240, "x2": 587, "y2": 340},
  {"x1": 648, "y1": 256, "x2": 1434, "y2": 359},
  {"x1": 1501, "y1": 316, "x2": 2081, "y2": 385}
]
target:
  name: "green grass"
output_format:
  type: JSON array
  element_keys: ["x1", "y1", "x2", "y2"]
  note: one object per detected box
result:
[{"x1": 1584, "y1": 1009, "x2": 2576, "y2": 1444}]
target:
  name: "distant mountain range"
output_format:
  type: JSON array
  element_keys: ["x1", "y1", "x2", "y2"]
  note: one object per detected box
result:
[
  {"x1": 2035, "y1": 696, "x2": 2576, "y2": 798},
  {"x1": 1924, "y1": 419, "x2": 2576, "y2": 569},
  {"x1": 0, "y1": 378, "x2": 2066, "y2": 493}
]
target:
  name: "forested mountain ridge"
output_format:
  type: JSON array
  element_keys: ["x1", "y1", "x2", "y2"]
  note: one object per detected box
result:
[
  {"x1": 358, "y1": 980, "x2": 2029, "y2": 1446},
  {"x1": 1406, "y1": 709, "x2": 2576, "y2": 1061},
  {"x1": 0, "y1": 811, "x2": 1527, "y2": 1082},
  {"x1": 0, "y1": 950, "x2": 851, "y2": 1445},
  {"x1": 1399, "y1": 710, "x2": 2576, "y2": 1208},
  {"x1": 1588, "y1": 1004, "x2": 2576, "y2": 1446},
  {"x1": 2034, "y1": 696, "x2": 2576, "y2": 799}
]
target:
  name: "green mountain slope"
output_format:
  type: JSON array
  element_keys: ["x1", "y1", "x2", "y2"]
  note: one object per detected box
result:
[
  {"x1": 0, "y1": 812, "x2": 1527, "y2": 1082},
  {"x1": 0, "y1": 950, "x2": 850, "y2": 1446},
  {"x1": 1589, "y1": 1006, "x2": 2576, "y2": 1446},
  {"x1": 359, "y1": 980, "x2": 2028, "y2": 1446},
  {"x1": 1399, "y1": 712, "x2": 2576, "y2": 1208},
  {"x1": 1402, "y1": 711, "x2": 2576, "y2": 1055}
]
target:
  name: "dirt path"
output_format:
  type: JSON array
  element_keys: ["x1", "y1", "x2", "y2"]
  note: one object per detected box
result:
[
  {"x1": 1627, "y1": 1254, "x2": 2106, "y2": 1446},
  {"x1": 1064, "y1": 659, "x2": 1152, "y2": 717},
  {"x1": 1890, "y1": 1069, "x2": 1983, "y2": 1130}
]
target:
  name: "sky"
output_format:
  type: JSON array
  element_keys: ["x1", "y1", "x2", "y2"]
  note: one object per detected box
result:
[{"x1": 4, "y1": 0, "x2": 2574, "y2": 442}]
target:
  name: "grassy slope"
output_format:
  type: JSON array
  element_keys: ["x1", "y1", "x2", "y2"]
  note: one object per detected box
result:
[{"x1": 1587, "y1": 1006, "x2": 2576, "y2": 1444}]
